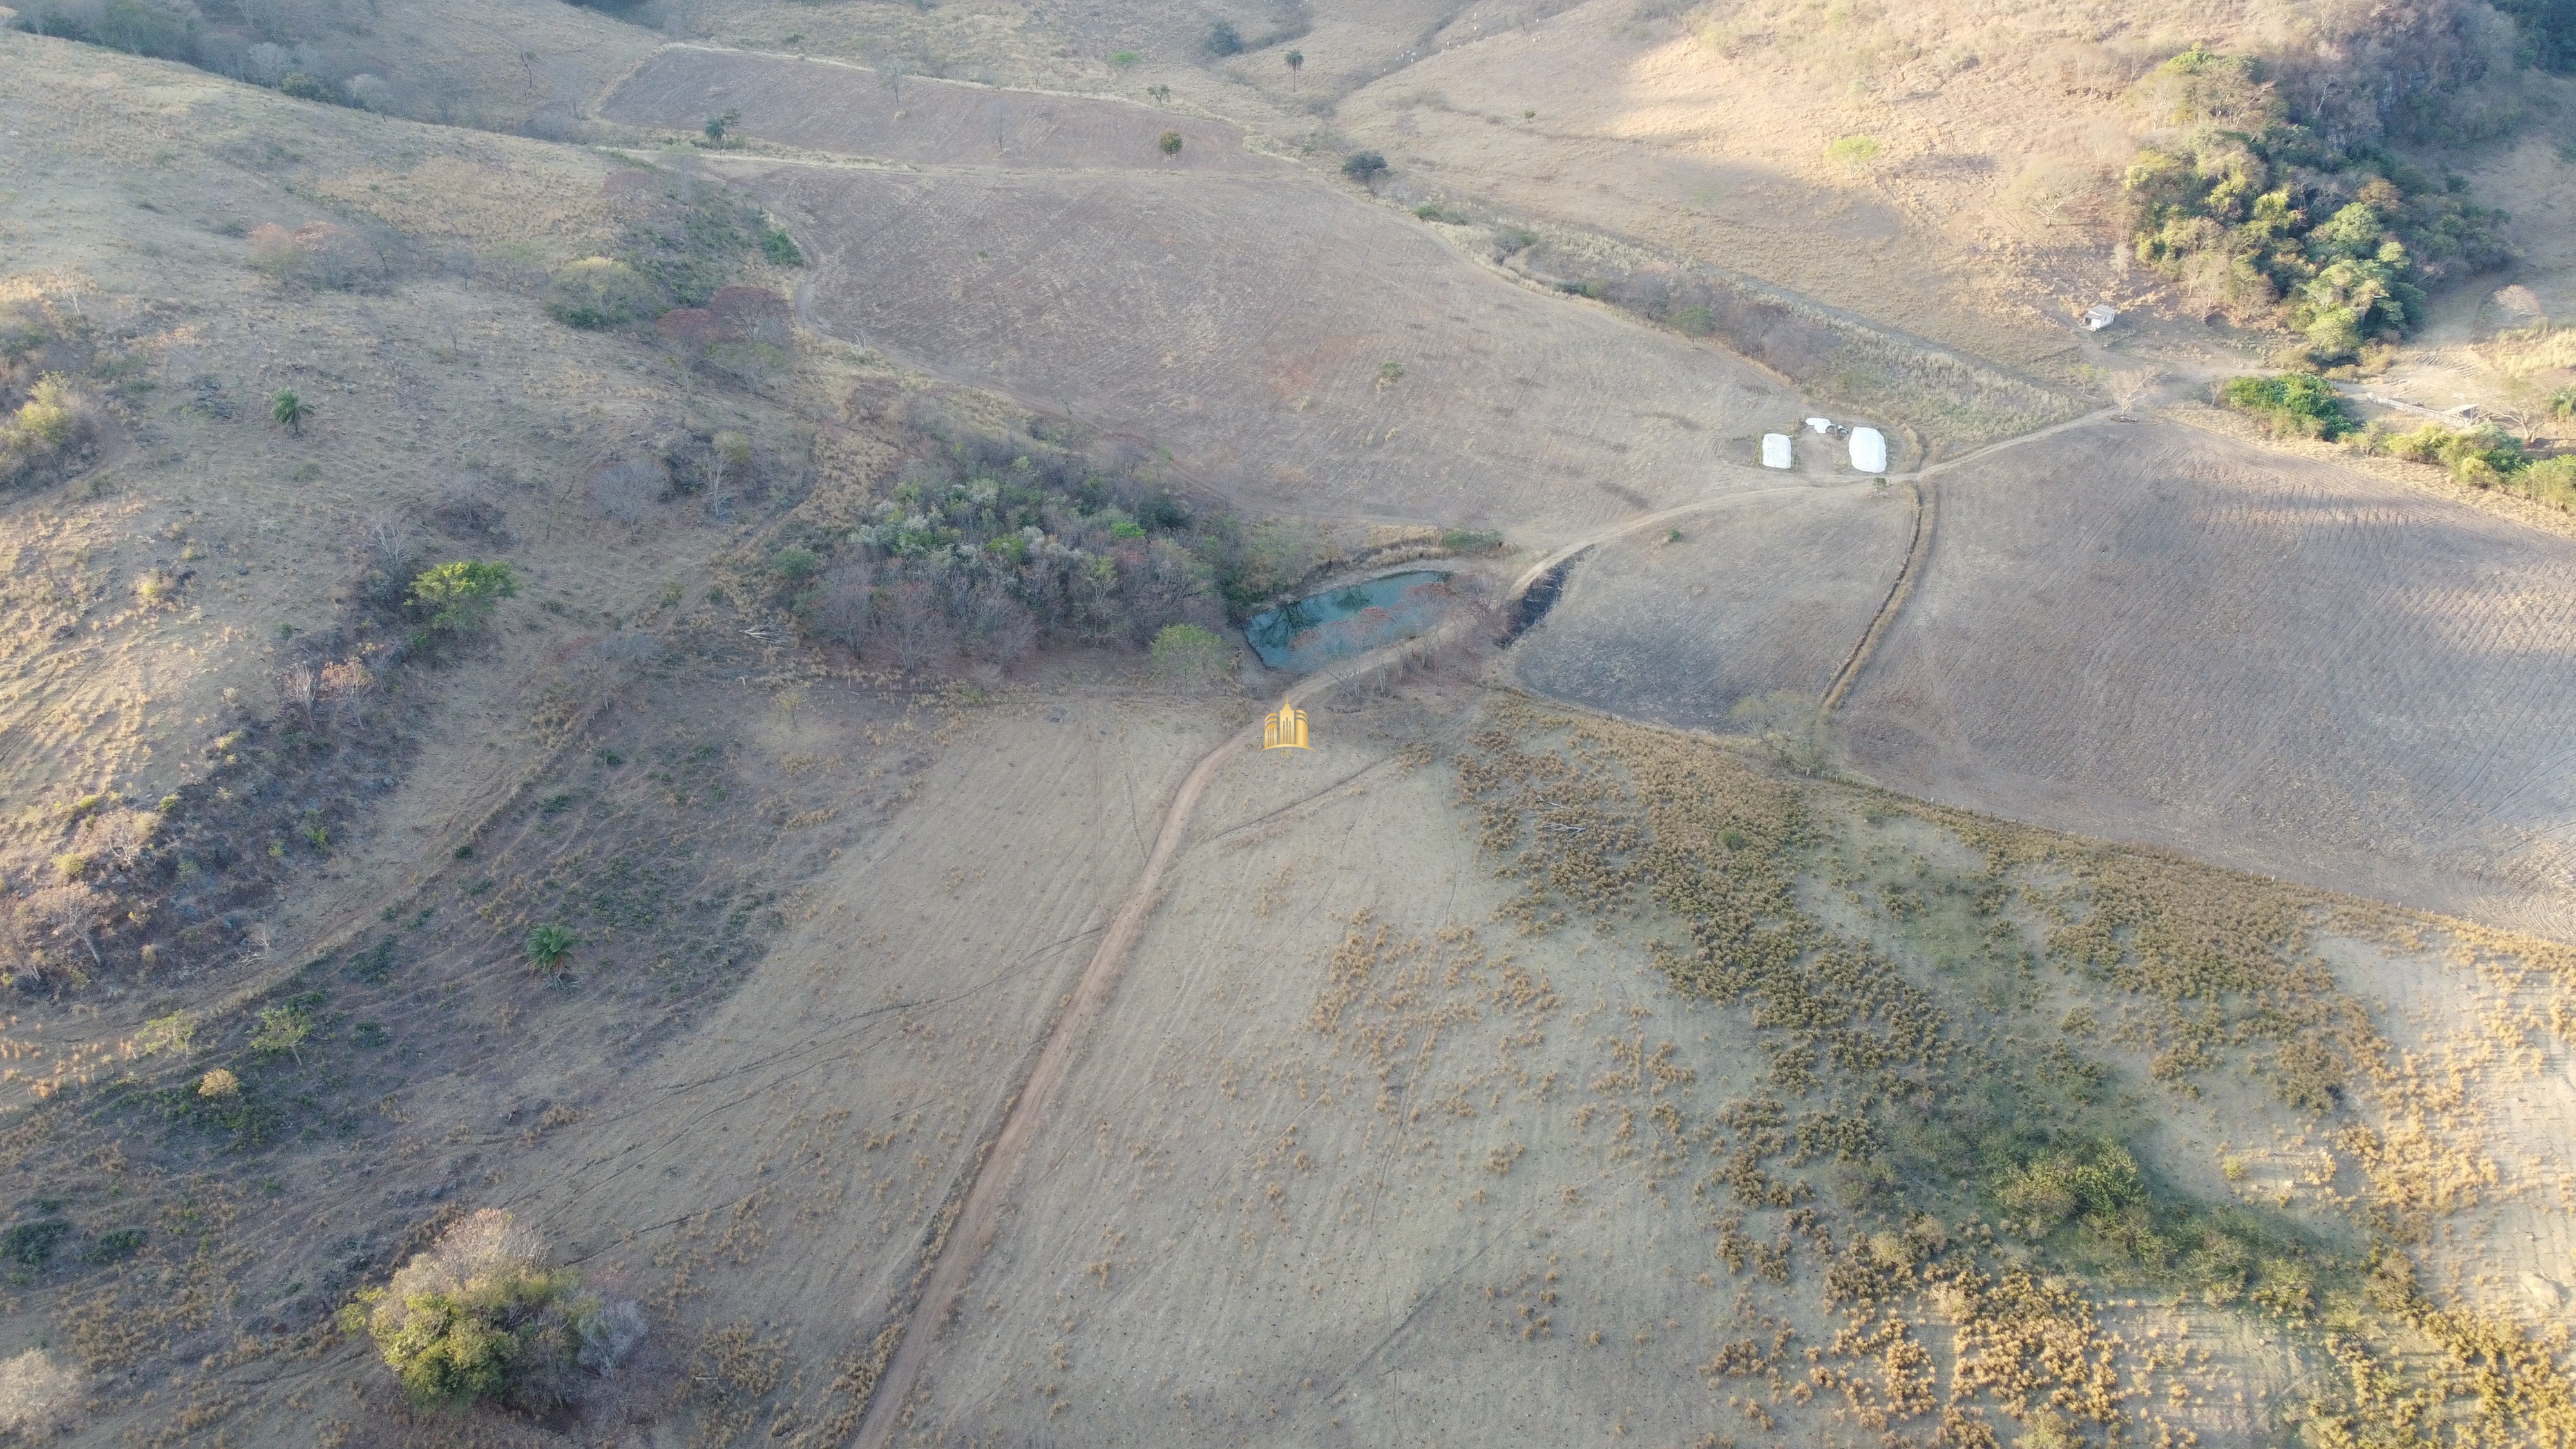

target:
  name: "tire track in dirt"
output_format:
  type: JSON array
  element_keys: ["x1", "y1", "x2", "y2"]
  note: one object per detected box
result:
[{"x1": 847, "y1": 649, "x2": 1420, "y2": 1446}]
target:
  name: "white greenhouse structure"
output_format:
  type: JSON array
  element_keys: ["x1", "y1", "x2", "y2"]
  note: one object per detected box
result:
[
  {"x1": 1848, "y1": 426, "x2": 1887, "y2": 474},
  {"x1": 1760, "y1": 433, "x2": 1794, "y2": 469}
]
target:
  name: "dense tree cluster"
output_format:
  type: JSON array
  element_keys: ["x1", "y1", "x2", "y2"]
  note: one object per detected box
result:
[
  {"x1": 769, "y1": 422, "x2": 1322, "y2": 671},
  {"x1": 2124, "y1": 48, "x2": 2512, "y2": 366}
]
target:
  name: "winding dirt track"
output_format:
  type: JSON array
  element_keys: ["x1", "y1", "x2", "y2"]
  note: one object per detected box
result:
[
  {"x1": 848, "y1": 413, "x2": 2119, "y2": 1446},
  {"x1": 848, "y1": 650, "x2": 1395, "y2": 1446}
]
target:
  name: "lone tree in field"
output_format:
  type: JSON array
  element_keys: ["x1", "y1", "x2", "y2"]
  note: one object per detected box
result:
[
  {"x1": 1158, "y1": 129, "x2": 1183, "y2": 157},
  {"x1": 341, "y1": 1210, "x2": 638, "y2": 1412},
  {"x1": 703, "y1": 108, "x2": 739, "y2": 144},
  {"x1": 1285, "y1": 49, "x2": 1303, "y2": 90},
  {"x1": 1342, "y1": 150, "x2": 1388, "y2": 190},
  {"x1": 271, "y1": 389, "x2": 308, "y2": 435},
  {"x1": 408, "y1": 560, "x2": 517, "y2": 636}
]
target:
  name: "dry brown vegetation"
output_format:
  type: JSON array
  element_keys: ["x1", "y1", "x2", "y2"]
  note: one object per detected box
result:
[{"x1": 7, "y1": 1, "x2": 2576, "y2": 1444}]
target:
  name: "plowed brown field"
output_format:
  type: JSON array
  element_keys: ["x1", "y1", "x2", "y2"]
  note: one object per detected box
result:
[
  {"x1": 1512, "y1": 480, "x2": 1914, "y2": 730},
  {"x1": 1839, "y1": 419, "x2": 2576, "y2": 940}
]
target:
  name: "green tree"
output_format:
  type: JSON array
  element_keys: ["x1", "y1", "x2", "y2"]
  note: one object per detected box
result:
[
  {"x1": 1158, "y1": 129, "x2": 1183, "y2": 157},
  {"x1": 271, "y1": 389, "x2": 309, "y2": 435},
  {"x1": 772, "y1": 546, "x2": 821, "y2": 591},
  {"x1": 543, "y1": 258, "x2": 658, "y2": 329},
  {"x1": 408, "y1": 561, "x2": 518, "y2": 635},
  {"x1": 249, "y1": 1004, "x2": 313, "y2": 1061},
  {"x1": 2218, "y1": 374, "x2": 2354, "y2": 439},
  {"x1": 1342, "y1": 150, "x2": 1388, "y2": 189},
  {"x1": 342, "y1": 1211, "x2": 597, "y2": 1411},
  {"x1": 1285, "y1": 49, "x2": 1303, "y2": 90},
  {"x1": 1149, "y1": 623, "x2": 1233, "y2": 688},
  {"x1": 703, "y1": 108, "x2": 739, "y2": 144}
]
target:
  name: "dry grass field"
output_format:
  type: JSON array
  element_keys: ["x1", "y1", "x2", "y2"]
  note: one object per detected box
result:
[
  {"x1": 1511, "y1": 480, "x2": 1914, "y2": 732},
  {"x1": 854, "y1": 690, "x2": 2576, "y2": 1448},
  {"x1": 596, "y1": 46, "x2": 1825, "y2": 538},
  {"x1": 741, "y1": 158, "x2": 1807, "y2": 537},
  {"x1": 600, "y1": 46, "x2": 1283, "y2": 174},
  {"x1": 13, "y1": 3, "x2": 2576, "y2": 1445},
  {"x1": 1837, "y1": 417, "x2": 2576, "y2": 942}
]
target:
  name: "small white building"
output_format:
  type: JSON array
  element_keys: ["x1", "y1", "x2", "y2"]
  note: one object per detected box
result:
[
  {"x1": 1848, "y1": 426, "x2": 1887, "y2": 474},
  {"x1": 2084, "y1": 304, "x2": 2119, "y2": 332},
  {"x1": 1805, "y1": 416, "x2": 1834, "y2": 434},
  {"x1": 1760, "y1": 433, "x2": 1794, "y2": 469}
]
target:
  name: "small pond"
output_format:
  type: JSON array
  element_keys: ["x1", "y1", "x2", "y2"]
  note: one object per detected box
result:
[{"x1": 1243, "y1": 570, "x2": 1456, "y2": 672}]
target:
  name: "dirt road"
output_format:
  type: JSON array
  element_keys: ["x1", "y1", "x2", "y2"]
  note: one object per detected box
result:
[{"x1": 846, "y1": 397, "x2": 2125, "y2": 1446}]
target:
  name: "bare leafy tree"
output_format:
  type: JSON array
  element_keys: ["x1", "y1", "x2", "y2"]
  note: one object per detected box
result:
[
  {"x1": 318, "y1": 658, "x2": 374, "y2": 723},
  {"x1": 0, "y1": 1349, "x2": 83, "y2": 1440},
  {"x1": 876, "y1": 579, "x2": 952, "y2": 671},
  {"x1": 2110, "y1": 367, "x2": 2164, "y2": 421},
  {"x1": 807, "y1": 560, "x2": 875, "y2": 652},
  {"x1": 276, "y1": 661, "x2": 320, "y2": 723},
  {"x1": 26, "y1": 882, "x2": 108, "y2": 969},
  {"x1": 73, "y1": 809, "x2": 155, "y2": 875}
]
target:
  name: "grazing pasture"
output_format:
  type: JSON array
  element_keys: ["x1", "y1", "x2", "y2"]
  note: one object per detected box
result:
[
  {"x1": 602, "y1": 47, "x2": 1278, "y2": 174},
  {"x1": 744, "y1": 160, "x2": 1806, "y2": 535}
]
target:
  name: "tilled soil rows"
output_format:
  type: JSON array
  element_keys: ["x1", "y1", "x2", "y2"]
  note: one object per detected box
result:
[{"x1": 1839, "y1": 418, "x2": 2576, "y2": 939}]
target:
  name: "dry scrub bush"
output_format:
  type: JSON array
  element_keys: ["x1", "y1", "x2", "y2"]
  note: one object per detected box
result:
[
  {"x1": 544, "y1": 258, "x2": 658, "y2": 330},
  {"x1": 244, "y1": 222, "x2": 385, "y2": 291},
  {"x1": 343, "y1": 1209, "x2": 641, "y2": 1412},
  {"x1": 1149, "y1": 623, "x2": 1234, "y2": 688},
  {"x1": 0, "y1": 377, "x2": 100, "y2": 491},
  {"x1": 1456, "y1": 699, "x2": 2576, "y2": 1439},
  {"x1": 0, "y1": 1348, "x2": 81, "y2": 1441}
]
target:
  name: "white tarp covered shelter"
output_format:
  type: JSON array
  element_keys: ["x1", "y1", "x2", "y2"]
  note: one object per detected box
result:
[
  {"x1": 1805, "y1": 417, "x2": 1834, "y2": 433},
  {"x1": 2084, "y1": 304, "x2": 2119, "y2": 332},
  {"x1": 1848, "y1": 426, "x2": 1887, "y2": 474},
  {"x1": 1761, "y1": 433, "x2": 1794, "y2": 469}
]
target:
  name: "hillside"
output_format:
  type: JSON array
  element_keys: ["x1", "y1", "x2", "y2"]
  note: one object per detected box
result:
[{"x1": 3, "y1": 4, "x2": 2576, "y2": 1448}]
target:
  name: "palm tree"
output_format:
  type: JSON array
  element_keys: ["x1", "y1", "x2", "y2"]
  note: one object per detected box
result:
[
  {"x1": 271, "y1": 390, "x2": 308, "y2": 435},
  {"x1": 1286, "y1": 50, "x2": 1303, "y2": 91}
]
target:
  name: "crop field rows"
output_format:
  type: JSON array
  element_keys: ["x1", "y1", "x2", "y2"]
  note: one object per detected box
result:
[{"x1": 1837, "y1": 420, "x2": 2576, "y2": 939}]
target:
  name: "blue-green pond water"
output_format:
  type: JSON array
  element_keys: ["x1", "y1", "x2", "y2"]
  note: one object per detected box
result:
[{"x1": 1243, "y1": 571, "x2": 1456, "y2": 672}]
